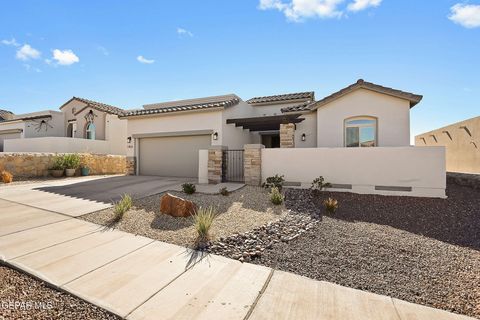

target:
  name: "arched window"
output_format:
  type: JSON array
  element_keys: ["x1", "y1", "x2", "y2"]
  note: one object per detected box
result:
[
  {"x1": 345, "y1": 117, "x2": 377, "y2": 147},
  {"x1": 86, "y1": 123, "x2": 96, "y2": 140}
]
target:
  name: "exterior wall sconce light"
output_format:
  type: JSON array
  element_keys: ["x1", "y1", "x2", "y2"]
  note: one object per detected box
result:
[
  {"x1": 127, "y1": 136, "x2": 132, "y2": 143},
  {"x1": 213, "y1": 132, "x2": 218, "y2": 140},
  {"x1": 301, "y1": 133, "x2": 306, "y2": 141}
]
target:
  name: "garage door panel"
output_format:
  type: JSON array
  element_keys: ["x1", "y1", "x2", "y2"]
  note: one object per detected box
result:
[{"x1": 139, "y1": 135, "x2": 211, "y2": 177}]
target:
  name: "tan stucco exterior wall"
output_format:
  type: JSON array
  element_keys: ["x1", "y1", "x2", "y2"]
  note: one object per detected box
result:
[
  {"x1": 62, "y1": 100, "x2": 107, "y2": 140},
  {"x1": 316, "y1": 89, "x2": 411, "y2": 147},
  {"x1": 126, "y1": 110, "x2": 223, "y2": 157},
  {"x1": 415, "y1": 116, "x2": 480, "y2": 174}
]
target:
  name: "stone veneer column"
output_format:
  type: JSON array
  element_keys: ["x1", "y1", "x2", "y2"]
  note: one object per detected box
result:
[
  {"x1": 280, "y1": 123, "x2": 295, "y2": 148},
  {"x1": 126, "y1": 157, "x2": 136, "y2": 175},
  {"x1": 208, "y1": 146, "x2": 227, "y2": 184},
  {"x1": 244, "y1": 144, "x2": 264, "y2": 186}
]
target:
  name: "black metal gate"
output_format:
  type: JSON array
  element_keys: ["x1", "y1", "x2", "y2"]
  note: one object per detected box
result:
[{"x1": 222, "y1": 149, "x2": 244, "y2": 182}]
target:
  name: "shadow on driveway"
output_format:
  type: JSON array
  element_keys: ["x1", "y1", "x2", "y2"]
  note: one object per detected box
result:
[{"x1": 34, "y1": 175, "x2": 191, "y2": 204}]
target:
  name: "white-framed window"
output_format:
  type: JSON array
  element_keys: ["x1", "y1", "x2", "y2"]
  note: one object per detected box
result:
[
  {"x1": 86, "y1": 123, "x2": 96, "y2": 140},
  {"x1": 344, "y1": 117, "x2": 377, "y2": 147}
]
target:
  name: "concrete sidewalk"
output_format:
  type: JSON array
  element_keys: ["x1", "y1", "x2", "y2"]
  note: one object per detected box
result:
[{"x1": 0, "y1": 199, "x2": 474, "y2": 319}]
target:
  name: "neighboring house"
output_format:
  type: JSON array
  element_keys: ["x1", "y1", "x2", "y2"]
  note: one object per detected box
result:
[
  {"x1": 415, "y1": 116, "x2": 480, "y2": 174},
  {"x1": 0, "y1": 110, "x2": 64, "y2": 152},
  {"x1": 121, "y1": 79, "x2": 423, "y2": 177},
  {"x1": 0, "y1": 97, "x2": 127, "y2": 155}
]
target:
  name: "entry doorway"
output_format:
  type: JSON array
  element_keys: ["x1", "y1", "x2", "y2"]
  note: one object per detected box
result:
[{"x1": 261, "y1": 133, "x2": 280, "y2": 148}]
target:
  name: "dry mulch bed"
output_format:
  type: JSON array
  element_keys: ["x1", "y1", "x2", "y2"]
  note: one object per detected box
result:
[
  {"x1": 0, "y1": 264, "x2": 119, "y2": 320},
  {"x1": 80, "y1": 186, "x2": 286, "y2": 247},
  {"x1": 251, "y1": 183, "x2": 480, "y2": 319}
]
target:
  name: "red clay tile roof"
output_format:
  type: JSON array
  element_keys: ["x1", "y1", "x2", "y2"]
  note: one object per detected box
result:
[
  {"x1": 282, "y1": 79, "x2": 423, "y2": 113},
  {"x1": 247, "y1": 92, "x2": 314, "y2": 105},
  {"x1": 0, "y1": 109, "x2": 13, "y2": 121},
  {"x1": 60, "y1": 97, "x2": 125, "y2": 116},
  {"x1": 121, "y1": 96, "x2": 240, "y2": 118}
]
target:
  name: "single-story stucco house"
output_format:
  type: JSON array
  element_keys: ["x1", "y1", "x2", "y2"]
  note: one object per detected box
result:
[
  {"x1": 121, "y1": 79, "x2": 422, "y2": 177},
  {"x1": 0, "y1": 79, "x2": 446, "y2": 197}
]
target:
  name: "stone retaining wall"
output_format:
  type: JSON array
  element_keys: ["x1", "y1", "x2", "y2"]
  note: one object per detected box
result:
[{"x1": 0, "y1": 153, "x2": 127, "y2": 177}]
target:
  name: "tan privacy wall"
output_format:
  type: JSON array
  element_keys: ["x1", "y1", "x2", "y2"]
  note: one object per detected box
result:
[
  {"x1": 0, "y1": 153, "x2": 126, "y2": 177},
  {"x1": 4, "y1": 137, "x2": 126, "y2": 155},
  {"x1": 415, "y1": 116, "x2": 480, "y2": 174},
  {"x1": 261, "y1": 147, "x2": 446, "y2": 198}
]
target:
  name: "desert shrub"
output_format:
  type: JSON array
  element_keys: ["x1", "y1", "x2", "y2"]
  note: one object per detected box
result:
[
  {"x1": 193, "y1": 206, "x2": 216, "y2": 249},
  {"x1": 323, "y1": 197, "x2": 338, "y2": 214},
  {"x1": 113, "y1": 194, "x2": 133, "y2": 221},
  {"x1": 62, "y1": 154, "x2": 81, "y2": 169},
  {"x1": 311, "y1": 176, "x2": 332, "y2": 192},
  {"x1": 182, "y1": 183, "x2": 196, "y2": 194},
  {"x1": 270, "y1": 187, "x2": 284, "y2": 205},
  {"x1": 50, "y1": 155, "x2": 65, "y2": 170},
  {"x1": 219, "y1": 187, "x2": 229, "y2": 196},
  {"x1": 262, "y1": 174, "x2": 285, "y2": 191},
  {"x1": 1, "y1": 171, "x2": 13, "y2": 183}
]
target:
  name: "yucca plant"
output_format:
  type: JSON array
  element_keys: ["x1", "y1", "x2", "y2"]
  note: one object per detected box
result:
[
  {"x1": 1, "y1": 171, "x2": 13, "y2": 183},
  {"x1": 270, "y1": 187, "x2": 284, "y2": 205},
  {"x1": 323, "y1": 197, "x2": 339, "y2": 214},
  {"x1": 193, "y1": 206, "x2": 216, "y2": 249},
  {"x1": 112, "y1": 194, "x2": 133, "y2": 222}
]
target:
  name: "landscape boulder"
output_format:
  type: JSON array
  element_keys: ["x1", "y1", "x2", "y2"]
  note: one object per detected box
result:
[{"x1": 160, "y1": 193, "x2": 197, "y2": 217}]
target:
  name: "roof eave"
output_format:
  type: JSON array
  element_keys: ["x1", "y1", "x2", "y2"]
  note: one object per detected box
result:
[
  {"x1": 119, "y1": 106, "x2": 227, "y2": 119},
  {"x1": 248, "y1": 98, "x2": 313, "y2": 106}
]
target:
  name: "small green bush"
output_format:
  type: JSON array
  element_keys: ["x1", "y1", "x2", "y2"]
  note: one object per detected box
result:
[
  {"x1": 50, "y1": 155, "x2": 65, "y2": 170},
  {"x1": 62, "y1": 154, "x2": 81, "y2": 169},
  {"x1": 182, "y1": 183, "x2": 196, "y2": 194},
  {"x1": 270, "y1": 187, "x2": 284, "y2": 205},
  {"x1": 311, "y1": 176, "x2": 332, "y2": 192},
  {"x1": 262, "y1": 174, "x2": 285, "y2": 191},
  {"x1": 323, "y1": 197, "x2": 338, "y2": 214},
  {"x1": 219, "y1": 187, "x2": 229, "y2": 196},
  {"x1": 194, "y1": 206, "x2": 216, "y2": 249},
  {"x1": 113, "y1": 194, "x2": 133, "y2": 221}
]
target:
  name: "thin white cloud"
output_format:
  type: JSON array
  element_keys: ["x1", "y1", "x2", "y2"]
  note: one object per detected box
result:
[
  {"x1": 137, "y1": 55, "x2": 155, "y2": 64},
  {"x1": 51, "y1": 49, "x2": 80, "y2": 65},
  {"x1": 449, "y1": 3, "x2": 480, "y2": 28},
  {"x1": 16, "y1": 44, "x2": 41, "y2": 61},
  {"x1": 347, "y1": 0, "x2": 381, "y2": 12},
  {"x1": 177, "y1": 27, "x2": 194, "y2": 37},
  {"x1": 259, "y1": 0, "x2": 344, "y2": 21},
  {"x1": 1, "y1": 38, "x2": 20, "y2": 47},
  {"x1": 23, "y1": 64, "x2": 42, "y2": 73},
  {"x1": 259, "y1": 0, "x2": 382, "y2": 21},
  {"x1": 98, "y1": 46, "x2": 109, "y2": 56}
]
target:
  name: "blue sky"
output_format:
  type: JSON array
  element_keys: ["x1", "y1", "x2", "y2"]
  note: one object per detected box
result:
[{"x1": 0, "y1": 0, "x2": 479, "y2": 139}]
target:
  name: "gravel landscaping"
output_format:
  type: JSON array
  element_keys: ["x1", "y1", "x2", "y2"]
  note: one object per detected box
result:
[
  {"x1": 80, "y1": 186, "x2": 286, "y2": 247},
  {"x1": 0, "y1": 264, "x2": 118, "y2": 320},
  {"x1": 210, "y1": 183, "x2": 480, "y2": 318}
]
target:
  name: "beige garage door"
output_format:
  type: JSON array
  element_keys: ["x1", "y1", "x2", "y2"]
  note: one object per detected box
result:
[
  {"x1": 0, "y1": 132, "x2": 21, "y2": 152},
  {"x1": 139, "y1": 135, "x2": 211, "y2": 177}
]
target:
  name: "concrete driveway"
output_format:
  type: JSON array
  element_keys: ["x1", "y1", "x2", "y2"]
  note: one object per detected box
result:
[{"x1": 0, "y1": 175, "x2": 191, "y2": 216}]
